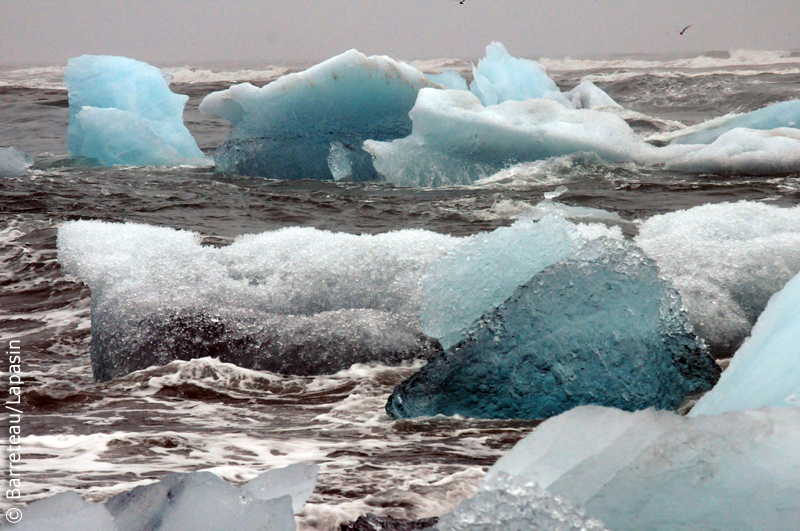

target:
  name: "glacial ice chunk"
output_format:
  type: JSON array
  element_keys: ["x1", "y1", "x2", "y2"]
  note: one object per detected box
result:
[
  {"x1": 484, "y1": 405, "x2": 800, "y2": 531},
  {"x1": 364, "y1": 89, "x2": 641, "y2": 187},
  {"x1": 420, "y1": 216, "x2": 617, "y2": 350},
  {"x1": 690, "y1": 269, "x2": 800, "y2": 416},
  {"x1": 427, "y1": 70, "x2": 469, "y2": 91},
  {"x1": 64, "y1": 55, "x2": 207, "y2": 167},
  {"x1": 636, "y1": 201, "x2": 800, "y2": 356},
  {"x1": 468, "y1": 42, "x2": 558, "y2": 106},
  {"x1": 242, "y1": 463, "x2": 318, "y2": 513},
  {"x1": 0, "y1": 146, "x2": 33, "y2": 177},
  {"x1": 57, "y1": 220, "x2": 461, "y2": 380},
  {"x1": 388, "y1": 237, "x2": 719, "y2": 420},
  {"x1": 434, "y1": 473, "x2": 609, "y2": 531},
  {"x1": 11, "y1": 491, "x2": 117, "y2": 531},
  {"x1": 199, "y1": 49, "x2": 437, "y2": 180},
  {"x1": 107, "y1": 471, "x2": 296, "y2": 531},
  {"x1": 652, "y1": 99, "x2": 800, "y2": 145}
]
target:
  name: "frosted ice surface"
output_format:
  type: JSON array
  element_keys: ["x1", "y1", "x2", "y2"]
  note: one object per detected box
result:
[
  {"x1": 654, "y1": 99, "x2": 800, "y2": 145},
  {"x1": 434, "y1": 473, "x2": 608, "y2": 531},
  {"x1": 469, "y1": 42, "x2": 558, "y2": 106},
  {"x1": 485, "y1": 405, "x2": 800, "y2": 531},
  {"x1": 242, "y1": 463, "x2": 318, "y2": 513},
  {"x1": 690, "y1": 269, "x2": 800, "y2": 416},
  {"x1": 57, "y1": 220, "x2": 461, "y2": 379},
  {"x1": 107, "y1": 471, "x2": 296, "y2": 531},
  {"x1": 427, "y1": 70, "x2": 469, "y2": 91},
  {"x1": 364, "y1": 89, "x2": 641, "y2": 187},
  {"x1": 9, "y1": 491, "x2": 117, "y2": 531},
  {"x1": 0, "y1": 146, "x2": 32, "y2": 177},
  {"x1": 420, "y1": 216, "x2": 607, "y2": 350},
  {"x1": 636, "y1": 201, "x2": 800, "y2": 356},
  {"x1": 199, "y1": 49, "x2": 437, "y2": 180},
  {"x1": 389, "y1": 237, "x2": 718, "y2": 420},
  {"x1": 64, "y1": 55, "x2": 207, "y2": 167}
]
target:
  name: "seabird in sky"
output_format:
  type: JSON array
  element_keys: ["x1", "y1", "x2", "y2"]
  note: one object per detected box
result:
[{"x1": 679, "y1": 24, "x2": 692, "y2": 35}]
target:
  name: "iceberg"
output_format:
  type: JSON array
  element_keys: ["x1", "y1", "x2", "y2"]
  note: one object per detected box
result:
[
  {"x1": 364, "y1": 89, "x2": 641, "y2": 187},
  {"x1": 199, "y1": 50, "x2": 438, "y2": 180},
  {"x1": 468, "y1": 42, "x2": 559, "y2": 106},
  {"x1": 0, "y1": 146, "x2": 33, "y2": 177},
  {"x1": 484, "y1": 405, "x2": 800, "y2": 531},
  {"x1": 434, "y1": 473, "x2": 609, "y2": 531},
  {"x1": 64, "y1": 55, "x2": 208, "y2": 167},
  {"x1": 420, "y1": 216, "x2": 619, "y2": 350},
  {"x1": 690, "y1": 269, "x2": 800, "y2": 416},
  {"x1": 57, "y1": 220, "x2": 460, "y2": 380},
  {"x1": 388, "y1": 237, "x2": 719, "y2": 420},
  {"x1": 636, "y1": 201, "x2": 800, "y2": 356},
  {"x1": 13, "y1": 466, "x2": 310, "y2": 531},
  {"x1": 426, "y1": 70, "x2": 468, "y2": 91},
  {"x1": 651, "y1": 99, "x2": 800, "y2": 145}
]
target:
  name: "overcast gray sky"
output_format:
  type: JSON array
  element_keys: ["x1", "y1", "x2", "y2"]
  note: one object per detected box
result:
[{"x1": 2, "y1": 0, "x2": 799, "y2": 66}]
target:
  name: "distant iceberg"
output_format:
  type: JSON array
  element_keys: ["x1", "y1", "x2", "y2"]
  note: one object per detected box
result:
[
  {"x1": 199, "y1": 50, "x2": 438, "y2": 180},
  {"x1": 690, "y1": 269, "x2": 800, "y2": 416},
  {"x1": 482, "y1": 405, "x2": 800, "y2": 531},
  {"x1": 636, "y1": 201, "x2": 800, "y2": 356},
  {"x1": 57, "y1": 220, "x2": 460, "y2": 380},
  {"x1": 0, "y1": 146, "x2": 32, "y2": 177},
  {"x1": 388, "y1": 236, "x2": 719, "y2": 420},
  {"x1": 65, "y1": 55, "x2": 209, "y2": 167},
  {"x1": 14, "y1": 465, "x2": 315, "y2": 531}
]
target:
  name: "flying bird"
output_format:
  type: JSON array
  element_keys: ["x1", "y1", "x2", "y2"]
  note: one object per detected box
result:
[{"x1": 679, "y1": 24, "x2": 692, "y2": 35}]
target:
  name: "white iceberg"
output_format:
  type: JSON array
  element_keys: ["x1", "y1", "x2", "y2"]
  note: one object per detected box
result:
[
  {"x1": 57, "y1": 220, "x2": 461, "y2": 380},
  {"x1": 0, "y1": 146, "x2": 33, "y2": 177},
  {"x1": 468, "y1": 42, "x2": 559, "y2": 106},
  {"x1": 690, "y1": 269, "x2": 800, "y2": 416},
  {"x1": 636, "y1": 201, "x2": 800, "y2": 356},
  {"x1": 484, "y1": 405, "x2": 800, "y2": 531},
  {"x1": 64, "y1": 55, "x2": 208, "y2": 167},
  {"x1": 11, "y1": 491, "x2": 117, "y2": 531},
  {"x1": 199, "y1": 49, "x2": 437, "y2": 180}
]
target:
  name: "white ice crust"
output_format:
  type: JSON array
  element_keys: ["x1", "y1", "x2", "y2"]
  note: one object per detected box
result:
[{"x1": 636, "y1": 201, "x2": 800, "y2": 354}]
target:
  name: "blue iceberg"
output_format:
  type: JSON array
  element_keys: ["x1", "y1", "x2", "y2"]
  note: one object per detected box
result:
[
  {"x1": 426, "y1": 70, "x2": 468, "y2": 91},
  {"x1": 690, "y1": 269, "x2": 800, "y2": 416},
  {"x1": 484, "y1": 405, "x2": 800, "y2": 531},
  {"x1": 468, "y1": 42, "x2": 559, "y2": 106},
  {"x1": 0, "y1": 146, "x2": 32, "y2": 177},
  {"x1": 387, "y1": 237, "x2": 719, "y2": 420},
  {"x1": 199, "y1": 50, "x2": 437, "y2": 180},
  {"x1": 65, "y1": 55, "x2": 208, "y2": 167}
]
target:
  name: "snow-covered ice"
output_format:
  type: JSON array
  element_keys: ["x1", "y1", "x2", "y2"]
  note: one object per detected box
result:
[{"x1": 64, "y1": 55, "x2": 208, "y2": 167}]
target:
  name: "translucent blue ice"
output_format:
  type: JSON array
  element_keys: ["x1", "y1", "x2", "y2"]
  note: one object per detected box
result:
[
  {"x1": 485, "y1": 405, "x2": 800, "y2": 531},
  {"x1": 0, "y1": 146, "x2": 32, "y2": 177},
  {"x1": 690, "y1": 270, "x2": 800, "y2": 416},
  {"x1": 64, "y1": 55, "x2": 207, "y2": 167},
  {"x1": 199, "y1": 50, "x2": 437, "y2": 180},
  {"x1": 388, "y1": 237, "x2": 719, "y2": 420},
  {"x1": 426, "y1": 70, "x2": 469, "y2": 91},
  {"x1": 469, "y1": 42, "x2": 559, "y2": 106},
  {"x1": 659, "y1": 99, "x2": 800, "y2": 145}
]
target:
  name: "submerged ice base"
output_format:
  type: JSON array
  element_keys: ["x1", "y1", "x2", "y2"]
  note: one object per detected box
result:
[
  {"x1": 388, "y1": 237, "x2": 719, "y2": 420},
  {"x1": 57, "y1": 220, "x2": 460, "y2": 380},
  {"x1": 484, "y1": 406, "x2": 800, "y2": 531},
  {"x1": 65, "y1": 55, "x2": 208, "y2": 167},
  {"x1": 200, "y1": 50, "x2": 438, "y2": 180}
]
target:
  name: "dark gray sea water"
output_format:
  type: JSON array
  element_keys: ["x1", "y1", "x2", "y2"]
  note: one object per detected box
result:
[{"x1": 2, "y1": 50, "x2": 800, "y2": 529}]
